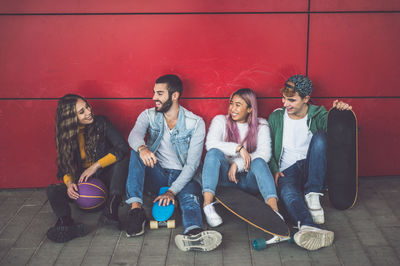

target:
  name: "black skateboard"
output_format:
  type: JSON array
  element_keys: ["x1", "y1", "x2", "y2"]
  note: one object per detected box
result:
[
  {"x1": 215, "y1": 187, "x2": 290, "y2": 242},
  {"x1": 327, "y1": 108, "x2": 358, "y2": 210}
]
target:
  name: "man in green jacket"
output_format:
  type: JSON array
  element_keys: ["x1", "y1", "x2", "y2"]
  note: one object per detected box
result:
[{"x1": 268, "y1": 74, "x2": 352, "y2": 251}]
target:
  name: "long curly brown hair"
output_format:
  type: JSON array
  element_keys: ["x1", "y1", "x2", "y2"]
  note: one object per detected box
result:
[{"x1": 55, "y1": 94, "x2": 99, "y2": 179}]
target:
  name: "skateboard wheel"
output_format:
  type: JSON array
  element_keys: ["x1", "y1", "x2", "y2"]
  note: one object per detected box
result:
[
  {"x1": 252, "y1": 238, "x2": 267, "y2": 251},
  {"x1": 150, "y1": 220, "x2": 158, "y2": 229},
  {"x1": 167, "y1": 220, "x2": 175, "y2": 229}
]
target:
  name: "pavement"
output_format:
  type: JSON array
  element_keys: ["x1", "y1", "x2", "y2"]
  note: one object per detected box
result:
[{"x1": 0, "y1": 176, "x2": 399, "y2": 266}]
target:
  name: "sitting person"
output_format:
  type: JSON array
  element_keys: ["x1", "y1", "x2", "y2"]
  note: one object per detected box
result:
[
  {"x1": 202, "y1": 88, "x2": 280, "y2": 227},
  {"x1": 46, "y1": 94, "x2": 130, "y2": 243},
  {"x1": 268, "y1": 74, "x2": 352, "y2": 250},
  {"x1": 125, "y1": 74, "x2": 222, "y2": 252}
]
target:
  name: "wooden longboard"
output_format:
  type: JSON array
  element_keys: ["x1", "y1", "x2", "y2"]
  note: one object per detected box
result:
[
  {"x1": 327, "y1": 108, "x2": 358, "y2": 210},
  {"x1": 215, "y1": 187, "x2": 289, "y2": 238}
]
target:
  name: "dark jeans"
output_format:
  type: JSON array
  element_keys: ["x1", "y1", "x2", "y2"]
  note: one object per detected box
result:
[
  {"x1": 47, "y1": 156, "x2": 129, "y2": 219},
  {"x1": 277, "y1": 131, "x2": 327, "y2": 228},
  {"x1": 126, "y1": 150, "x2": 203, "y2": 234}
]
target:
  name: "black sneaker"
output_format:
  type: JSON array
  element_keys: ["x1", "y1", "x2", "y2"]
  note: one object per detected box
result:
[
  {"x1": 174, "y1": 229, "x2": 222, "y2": 251},
  {"x1": 99, "y1": 195, "x2": 122, "y2": 229},
  {"x1": 126, "y1": 208, "x2": 147, "y2": 237},
  {"x1": 46, "y1": 222, "x2": 88, "y2": 243}
]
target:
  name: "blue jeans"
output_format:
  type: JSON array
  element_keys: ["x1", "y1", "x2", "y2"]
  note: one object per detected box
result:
[
  {"x1": 202, "y1": 148, "x2": 277, "y2": 201},
  {"x1": 126, "y1": 150, "x2": 202, "y2": 234},
  {"x1": 278, "y1": 131, "x2": 327, "y2": 228}
]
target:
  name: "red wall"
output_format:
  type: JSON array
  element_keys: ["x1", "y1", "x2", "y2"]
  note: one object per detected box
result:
[{"x1": 1, "y1": 1, "x2": 399, "y2": 188}]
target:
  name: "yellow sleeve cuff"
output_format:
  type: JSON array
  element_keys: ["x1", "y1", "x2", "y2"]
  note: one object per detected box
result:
[
  {"x1": 98, "y1": 153, "x2": 117, "y2": 168},
  {"x1": 63, "y1": 174, "x2": 73, "y2": 185}
]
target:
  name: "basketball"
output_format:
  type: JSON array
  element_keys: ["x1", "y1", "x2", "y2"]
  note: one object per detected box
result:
[{"x1": 76, "y1": 178, "x2": 108, "y2": 210}]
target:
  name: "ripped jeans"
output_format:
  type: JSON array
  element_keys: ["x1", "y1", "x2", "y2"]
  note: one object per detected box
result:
[{"x1": 126, "y1": 151, "x2": 202, "y2": 234}]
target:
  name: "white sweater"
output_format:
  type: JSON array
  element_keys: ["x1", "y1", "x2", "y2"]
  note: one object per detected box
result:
[{"x1": 205, "y1": 115, "x2": 272, "y2": 172}]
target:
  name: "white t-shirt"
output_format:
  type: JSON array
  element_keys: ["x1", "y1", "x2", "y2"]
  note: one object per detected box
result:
[
  {"x1": 279, "y1": 110, "x2": 313, "y2": 172},
  {"x1": 155, "y1": 121, "x2": 183, "y2": 170}
]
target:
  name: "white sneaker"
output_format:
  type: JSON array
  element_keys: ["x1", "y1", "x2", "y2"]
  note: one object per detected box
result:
[
  {"x1": 305, "y1": 192, "x2": 325, "y2": 224},
  {"x1": 294, "y1": 225, "x2": 334, "y2": 251},
  {"x1": 175, "y1": 230, "x2": 222, "y2": 252},
  {"x1": 203, "y1": 203, "x2": 223, "y2": 228}
]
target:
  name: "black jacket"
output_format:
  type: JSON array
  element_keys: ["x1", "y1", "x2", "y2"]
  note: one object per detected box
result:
[{"x1": 56, "y1": 115, "x2": 130, "y2": 180}]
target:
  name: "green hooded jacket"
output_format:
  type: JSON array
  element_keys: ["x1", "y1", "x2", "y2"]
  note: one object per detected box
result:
[{"x1": 267, "y1": 104, "x2": 328, "y2": 176}]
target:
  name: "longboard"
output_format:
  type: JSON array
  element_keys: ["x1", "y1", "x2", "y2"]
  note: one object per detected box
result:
[
  {"x1": 150, "y1": 187, "x2": 176, "y2": 229},
  {"x1": 327, "y1": 108, "x2": 358, "y2": 210},
  {"x1": 215, "y1": 187, "x2": 290, "y2": 238}
]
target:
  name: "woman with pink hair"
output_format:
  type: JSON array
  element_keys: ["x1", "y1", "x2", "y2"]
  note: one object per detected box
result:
[{"x1": 202, "y1": 88, "x2": 279, "y2": 227}]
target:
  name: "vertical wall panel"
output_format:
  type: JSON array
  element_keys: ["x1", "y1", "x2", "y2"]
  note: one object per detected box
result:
[
  {"x1": 308, "y1": 13, "x2": 400, "y2": 97},
  {"x1": 311, "y1": 0, "x2": 400, "y2": 11}
]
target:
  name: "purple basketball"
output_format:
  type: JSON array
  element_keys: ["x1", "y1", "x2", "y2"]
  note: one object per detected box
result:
[{"x1": 76, "y1": 178, "x2": 108, "y2": 210}]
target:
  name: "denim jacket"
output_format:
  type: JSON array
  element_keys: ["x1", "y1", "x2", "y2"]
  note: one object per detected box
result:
[{"x1": 128, "y1": 105, "x2": 206, "y2": 194}]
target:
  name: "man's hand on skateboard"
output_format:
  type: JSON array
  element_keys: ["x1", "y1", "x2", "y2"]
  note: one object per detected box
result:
[
  {"x1": 333, "y1": 100, "x2": 352, "y2": 111},
  {"x1": 154, "y1": 190, "x2": 175, "y2": 206}
]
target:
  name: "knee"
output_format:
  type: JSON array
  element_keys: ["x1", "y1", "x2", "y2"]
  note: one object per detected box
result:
[
  {"x1": 311, "y1": 131, "x2": 327, "y2": 151},
  {"x1": 251, "y1": 158, "x2": 268, "y2": 169},
  {"x1": 46, "y1": 184, "x2": 62, "y2": 199},
  {"x1": 130, "y1": 149, "x2": 140, "y2": 161},
  {"x1": 179, "y1": 193, "x2": 200, "y2": 208},
  {"x1": 204, "y1": 148, "x2": 224, "y2": 162},
  {"x1": 129, "y1": 149, "x2": 145, "y2": 167}
]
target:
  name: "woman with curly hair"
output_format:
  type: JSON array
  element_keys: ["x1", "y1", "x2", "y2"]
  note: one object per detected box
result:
[
  {"x1": 201, "y1": 88, "x2": 279, "y2": 228},
  {"x1": 46, "y1": 94, "x2": 129, "y2": 243}
]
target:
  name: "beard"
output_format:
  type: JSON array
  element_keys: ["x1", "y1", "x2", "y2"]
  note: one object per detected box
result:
[{"x1": 155, "y1": 95, "x2": 173, "y2": 113}]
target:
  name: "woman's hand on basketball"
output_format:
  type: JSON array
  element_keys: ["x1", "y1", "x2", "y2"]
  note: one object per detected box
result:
[
  {"x1": 139, "y1": 148, "x2": 158, "y2": 168},
  {"x1": 228, "y1": 163, "x2": 239, "y2": 184},
  {"x1": 239, "y1": 147, "x2": 251, "y2": 171},
  {"x1": 66, "y1": 182, "x2": 79, "y2": 199},
  {"x1": 274, "y1": 171, "x2": 284, "y2": 187},
  {"x1": 79, "y1": 162, "x2": 101, "y2": 183},
  {"x1": 333, "y1": 100, "x2": 352, "y2": 111},
  {"x1": 154, "y1": 190, "x2": 175, "y2": 206}
]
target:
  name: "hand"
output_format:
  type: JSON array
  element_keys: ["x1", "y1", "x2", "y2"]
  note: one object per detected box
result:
[
  {"x1": 228, "y1": 163, "x2": 239, "y2": 184},
  {"x1": 66, "y1": 182, "x2": 80, "y2": 200},
  {"x1": 154, "y1": 190, "x2": 175, "y2": 206},
  {"x1": 333, "y1": 100, "x2": 352, "y2": 111},
  {"x1": 274, "y1": 171, "x2": 284, "y2": 187},
  {"x1": 139, "y1": 147, "x2": 158, "y2": 168},
  {"x1": 79, "y1": 162, "x2": 101, "y2": 183},
  {"x1": 238, "y1": 146, "x2": 251, "y2": 171}
]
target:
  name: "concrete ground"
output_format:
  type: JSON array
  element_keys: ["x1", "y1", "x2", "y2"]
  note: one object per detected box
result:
[{"x1": 0, "y1": 176, "x2": 399, "y2": 266}]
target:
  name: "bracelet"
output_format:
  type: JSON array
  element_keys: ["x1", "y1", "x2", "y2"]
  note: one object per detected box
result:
[
  {"x1": 237, "y1": 145, "x2": 244, "y2": 153},
  {"x1": 165, "y1": 190, "x2": 175, "y2": 196},
  {"x1": 138, "y1": 146, "x2": 147, "y2": 154}
]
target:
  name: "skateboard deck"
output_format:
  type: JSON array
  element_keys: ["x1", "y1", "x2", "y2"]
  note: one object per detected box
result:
[
  {"x1": 327, "y1": 108, "x2": 358, "y2": 210},
  {"x1": 150, "y1": 187, "x2": 176, "y2": 229},
  {"x1": 215, "y1": 187, "x2": 290, "y2": 238}
]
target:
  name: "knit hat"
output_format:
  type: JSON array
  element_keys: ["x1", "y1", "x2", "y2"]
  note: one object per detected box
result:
[{"x1": 285, "y1": 75, "x2": 313, "y2": 97}]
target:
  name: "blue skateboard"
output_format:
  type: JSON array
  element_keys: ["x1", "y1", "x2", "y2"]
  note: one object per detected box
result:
[{"x1": 150, "y1": 187, "x2": 176, "y2": 229}]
